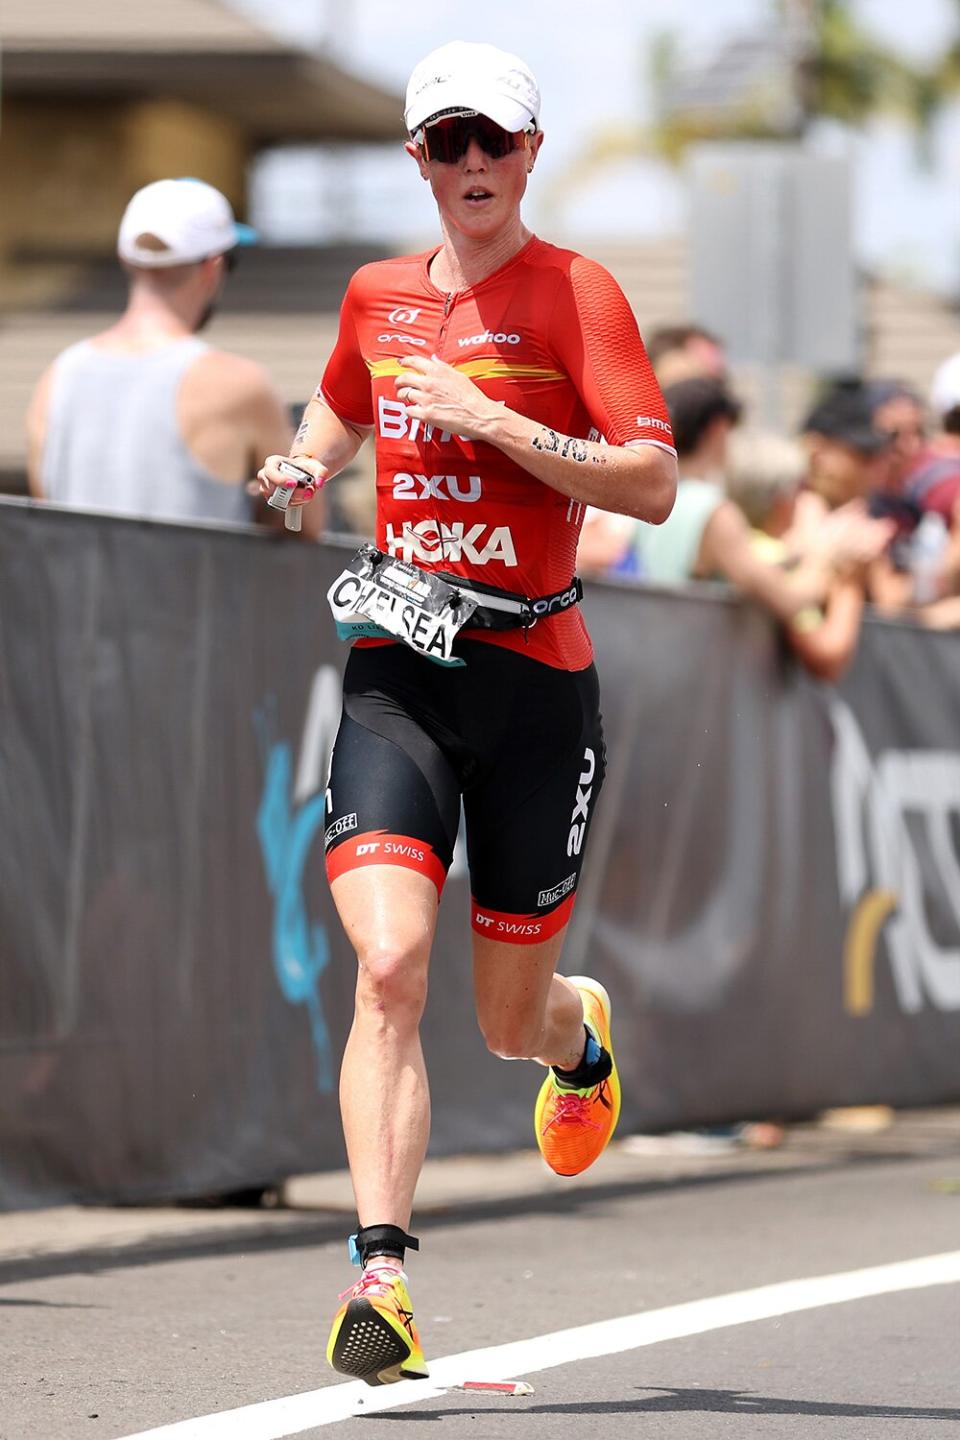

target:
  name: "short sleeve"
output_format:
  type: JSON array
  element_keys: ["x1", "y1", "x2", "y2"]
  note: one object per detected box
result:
[
  {"x1": 320, "y1": 274, "x2": 374, "y2": 427},
  {"x1": 549, "y1": 256, "x2": 675, "y2": 454}
]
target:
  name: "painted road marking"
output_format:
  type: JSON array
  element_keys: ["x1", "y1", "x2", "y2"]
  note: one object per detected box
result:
[{"x1": 121, "y1": 1249, "x2": 960, "y2": 1439}]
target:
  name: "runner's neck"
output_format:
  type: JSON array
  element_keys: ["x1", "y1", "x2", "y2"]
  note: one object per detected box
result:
[{"x1": 430, "y1": 219, "x2": 533, "y2": 294}]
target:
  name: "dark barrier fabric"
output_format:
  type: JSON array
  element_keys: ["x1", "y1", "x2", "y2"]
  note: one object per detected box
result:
[{"x1": 1, "y1": 500, "x2": 958, "y2": 1207}]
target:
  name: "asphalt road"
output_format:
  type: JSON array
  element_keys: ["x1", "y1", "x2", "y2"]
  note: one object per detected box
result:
[{"x1": 2, "y1": 1116, "x2": 959, "y2": 1440}]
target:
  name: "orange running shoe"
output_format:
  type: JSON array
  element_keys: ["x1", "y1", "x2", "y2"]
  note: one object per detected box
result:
[
  {"x1": 535, "y1": 975, "x2": 621, "y2": 1177},
  {"x1": 326, "y1": 1265, "x2": 429, "y2": 1386}
]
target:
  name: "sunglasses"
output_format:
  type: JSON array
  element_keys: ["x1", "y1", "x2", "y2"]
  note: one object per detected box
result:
[{"x1": 414, "y1": 111, "x2": 534, "y2": 164}]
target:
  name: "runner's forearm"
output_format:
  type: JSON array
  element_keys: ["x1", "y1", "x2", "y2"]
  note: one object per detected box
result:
[
  {"x1": 474, "y1": 407, "x2": 676, "y2": 522},
  {"x1": 291, "y1": 393, "x2": 368, "y2": 481}
]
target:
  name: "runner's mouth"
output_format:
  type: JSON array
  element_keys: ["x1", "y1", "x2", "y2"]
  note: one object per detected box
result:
[{"x1": 464, "y1": 189, "x2": 494, "y2": 203}]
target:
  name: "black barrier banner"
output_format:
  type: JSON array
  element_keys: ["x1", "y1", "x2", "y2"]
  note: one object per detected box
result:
[{"x1": 1, "y1": 500, "x2": 958, "y2": 1207}]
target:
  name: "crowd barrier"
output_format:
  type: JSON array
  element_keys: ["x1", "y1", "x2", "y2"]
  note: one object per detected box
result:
[{"x1": 1, "y1": 499, "x2": 959, "y2": 1207}]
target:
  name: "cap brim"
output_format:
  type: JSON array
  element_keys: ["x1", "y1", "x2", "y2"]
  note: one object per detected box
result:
[
  {"x1": 408, "y1": 80, "x2": 533, "y2": 134},
  {"x1": 234, "y1": 223, "x2": 258, "y2": 247}
]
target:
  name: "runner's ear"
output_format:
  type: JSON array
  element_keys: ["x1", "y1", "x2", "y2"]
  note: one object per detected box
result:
[{"x1": 404, "y1": 139, "x2": 429, "y2": 179}]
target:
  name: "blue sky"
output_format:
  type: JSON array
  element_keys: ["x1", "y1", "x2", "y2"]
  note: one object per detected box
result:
[{"x1": 232, "y1": 0, "x2": 960, "y2": 292}]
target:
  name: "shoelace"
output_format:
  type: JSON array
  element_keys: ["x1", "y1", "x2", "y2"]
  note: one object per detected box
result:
[
  {"x1": 339, "y1": 1267, "x2": 417, "y2": 1339},
  {"x1": 543, "y1": 1090, "x2": 603, "y2": 1133},
  {"x1": 338, "y1": 1267, "x2": 402, "y2": 1303}
]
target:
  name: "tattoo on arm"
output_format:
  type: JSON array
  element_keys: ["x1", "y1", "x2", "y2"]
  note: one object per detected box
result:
[
  {"x1": 531, "y1": 427, "x2": 596, "y2": 464},
  {"x1": 294, "y1": 420, "x2": 310, "y2": 447},
  {"x1": 531, "y1": 427, "x2": 561, "y2": 454},
  {"x1": 561, "y1": 436, "x2": 588, "y2": 462}
]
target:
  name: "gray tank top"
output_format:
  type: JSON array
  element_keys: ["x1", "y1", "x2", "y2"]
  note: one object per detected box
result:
[{"x1": 41, "y1": 337, "x2": 252, "y2": 524}]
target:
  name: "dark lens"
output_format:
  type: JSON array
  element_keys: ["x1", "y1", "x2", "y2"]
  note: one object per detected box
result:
[
  {"x1": 423, "y1": 114, "x2": 520, "y2": 163},
  {"x1": 470, "y1": 115, "x2": 516, "y2": 159}
]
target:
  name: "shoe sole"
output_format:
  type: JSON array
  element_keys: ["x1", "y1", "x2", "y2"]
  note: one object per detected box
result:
[
  {"x1": 536, "y1": 974, "x2": 621, "y2": 1176},
  {"x1": 328, "y1": 1298, "x2": 428, "y2": 1387}
]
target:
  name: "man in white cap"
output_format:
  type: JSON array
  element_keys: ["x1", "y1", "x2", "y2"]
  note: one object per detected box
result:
[{"x1": 27, "y1": 178, "x2": 305, "y2": 529}]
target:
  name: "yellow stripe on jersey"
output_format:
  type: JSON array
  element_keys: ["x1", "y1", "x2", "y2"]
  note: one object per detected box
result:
[
  {"x1": 366, "y1": 358, "x2": 407, "y2": 378},
  {"x1": 458, "y1": 359, "x2": 566, "y2": 382},
  {"x1": 365, "y1": 357, "x2": 565, "y2": 383}
]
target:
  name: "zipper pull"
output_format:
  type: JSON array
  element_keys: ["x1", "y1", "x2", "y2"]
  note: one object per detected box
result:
[{"x1": 443, "y1": 293, "x2": 453, "y2": 317}]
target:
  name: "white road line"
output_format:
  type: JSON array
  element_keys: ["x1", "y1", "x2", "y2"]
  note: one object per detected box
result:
[{"x1": 121, "y1": 1249, "x2": 960, "y2": 1439}]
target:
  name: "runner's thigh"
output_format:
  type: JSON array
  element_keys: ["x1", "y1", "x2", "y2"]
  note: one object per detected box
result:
[
  {"x1": 324, "y1": 649, "x2": 462, "y2": 897},
  {"x1": 465, "y1": 658, "x2": 606, "y2": 946}
]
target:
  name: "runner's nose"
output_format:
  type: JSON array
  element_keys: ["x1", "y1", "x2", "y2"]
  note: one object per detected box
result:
[{"x1": 461, "y1": 138, "x2": 490, "y2": 171}]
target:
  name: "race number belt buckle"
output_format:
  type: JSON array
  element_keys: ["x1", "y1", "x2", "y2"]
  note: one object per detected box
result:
[{"x1": 326, "y1": 546, "x2": 479, "y2": 665}]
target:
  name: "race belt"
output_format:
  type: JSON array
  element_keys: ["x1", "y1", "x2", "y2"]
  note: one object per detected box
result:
[
  {"x1": 436, "y1": 571, "x2": 584, "y2": 631},
  {"x1": 327, "y1": 546, "x2": 583, "y2": 665}
]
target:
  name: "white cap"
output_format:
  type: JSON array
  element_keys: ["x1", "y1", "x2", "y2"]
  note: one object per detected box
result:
[
  {"x1": 404, "y1": 41, "x2": 540, "y2": 135},
  {"x1": 930, "y1": 351, "x2": 960, "y2": 418},
  {"x1": 117, "y1": 178, "x2": 257, "y2": 268}
]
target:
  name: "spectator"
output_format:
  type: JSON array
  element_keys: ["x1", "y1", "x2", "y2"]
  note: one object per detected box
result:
[
  {"x1": 910, "y1": 352, "x2": 960, "y2": 522},
  {"x1": 579, "y1": 379, "x2": 891, "y2": 679},
  {"x1": 726, "y1": 430, "x2": 892, "y2": 681},
  {"x1": 859, "y1": 380, "x2": 926, "y2": 584},
  {"x1": 646, "y1": 323, "x2": 728, "y2": 387},
  {"x1": 903, "y1": 353, "x2": 960, "y2": 627},
  {"x1": 626, "y1": 378, "x2": 740, "y2": 584},
  {"x1": 798, "y1": 382, "x2": 892, "y2": 518},
  {"x1": 797, "y1": 380, "x2": 947, "y2": 617},
  {"x1": 25, "y1": 179, "x2": 312, "y2": 532},
  {"x1": 725, "y1": 430, "x2": 808, "y2": 561},
  {"x1": 868, "y1": 379, "x2": 926, "y2": 493}
]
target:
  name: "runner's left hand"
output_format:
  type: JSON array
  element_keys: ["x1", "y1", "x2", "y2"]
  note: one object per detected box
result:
[{"x1": 394, "y1": 354, "x2": 499, "y2": 439}]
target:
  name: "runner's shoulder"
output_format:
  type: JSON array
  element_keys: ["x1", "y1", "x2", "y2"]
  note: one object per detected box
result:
[
  {"x1": 524, "y1": 238, "x2": 621, "y2": 287},
  {"x1": 522, "y1": 240, "x2": 630, "y2": 320},
  {"x1": 344, "y1": 250, "x2": 434, "y2": 308}
]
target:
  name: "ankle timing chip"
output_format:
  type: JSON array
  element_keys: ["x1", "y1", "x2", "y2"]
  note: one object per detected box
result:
[{"x1": 349, "y1": 1223, "x2": 421, "y2": 1268}]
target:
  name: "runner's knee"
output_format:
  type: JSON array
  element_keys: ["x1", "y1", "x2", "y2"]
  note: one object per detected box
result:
[{"x1": 355, "y1": 943, "x2": 428, "y2": 1025}]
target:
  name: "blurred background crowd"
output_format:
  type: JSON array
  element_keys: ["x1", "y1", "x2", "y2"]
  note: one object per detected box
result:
[
  {"x1": 5, "y1": 0, "x2": 960, "y2": 670},
  {"x1": 578, "y1": 337, "x2": 960, "y2": 682}
]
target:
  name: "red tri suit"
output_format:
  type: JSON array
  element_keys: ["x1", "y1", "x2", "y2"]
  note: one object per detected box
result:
[{"x1": 320, "y1": 235, "x2": 675, "y2": 671}]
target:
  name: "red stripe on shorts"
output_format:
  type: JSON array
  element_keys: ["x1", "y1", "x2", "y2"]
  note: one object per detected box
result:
[
  {"x1": 325, "y1": 830, "x2": 447, "y2": 895},
  {"x1": 470, "y1": 892, "x2": 576, "y2": 945}
]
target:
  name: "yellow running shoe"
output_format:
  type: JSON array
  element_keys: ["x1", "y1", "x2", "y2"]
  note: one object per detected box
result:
[
  {"x1": 535, "y1": 975, "x2": 621, "y2": 1177},
  {"x1": 326, "y1": 1265, "x2": 429, "y2": 1386}
]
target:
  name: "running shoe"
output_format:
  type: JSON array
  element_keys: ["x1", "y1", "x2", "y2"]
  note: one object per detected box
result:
[
  {"x1": 535, "y1": 975, "x2": 621, "y2": 1177},
  {"x1": 326, "y1": 1265, "x2": 428, "y2": 1386}
]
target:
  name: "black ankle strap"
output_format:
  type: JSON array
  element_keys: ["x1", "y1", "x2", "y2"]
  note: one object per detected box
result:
[
  {"x1": 351, "y1": 1223, "x2": 420, "y2": 1267},
  {"x1": 552, "y1": 1026, "x2": 612, "y2": 1090}
]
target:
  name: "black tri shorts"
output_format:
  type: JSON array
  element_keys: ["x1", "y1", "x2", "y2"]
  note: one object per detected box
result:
[{"x1": 323, "y1": 640, "x2": 606, "y2": 945}]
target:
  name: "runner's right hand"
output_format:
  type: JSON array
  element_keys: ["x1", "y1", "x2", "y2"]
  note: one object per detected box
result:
[{"x1": 257, "y1": 454, "x2": 328, "y2": 507}]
